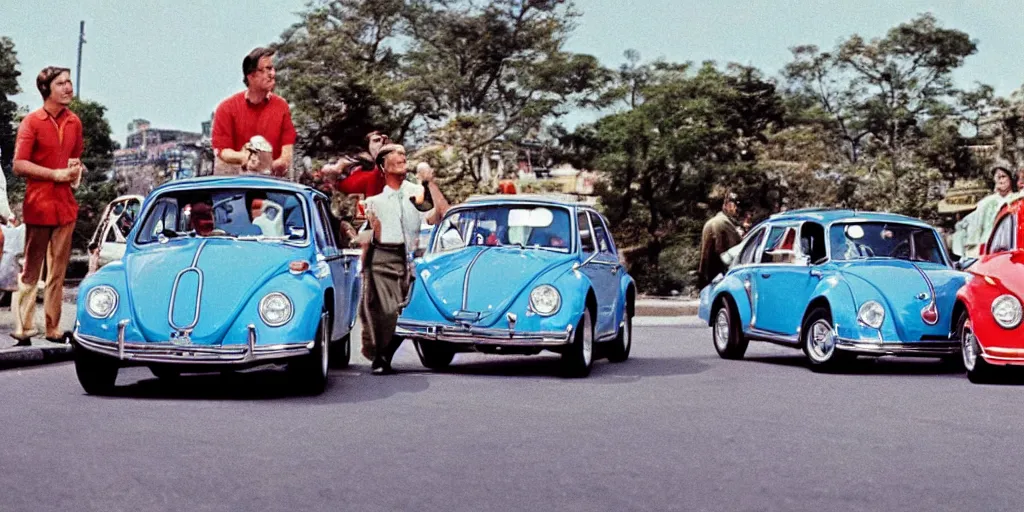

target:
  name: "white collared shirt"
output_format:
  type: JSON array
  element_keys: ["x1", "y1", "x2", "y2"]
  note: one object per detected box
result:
[{"x1": 365, "y1": 180, "x2": 425, "y2": 250}]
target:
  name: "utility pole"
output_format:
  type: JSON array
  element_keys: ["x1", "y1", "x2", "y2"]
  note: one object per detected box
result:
[{"x1": 75, "y1": 21, "x2": 85, "y2": 97}]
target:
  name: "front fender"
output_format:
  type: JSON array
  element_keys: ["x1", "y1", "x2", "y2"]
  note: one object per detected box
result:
[
  {"x1": 811, "y1": 274, "x2": 898, "y2": 341},
  {"x1": 222, "y1": 272, "x2": 324, "y2": 345}
]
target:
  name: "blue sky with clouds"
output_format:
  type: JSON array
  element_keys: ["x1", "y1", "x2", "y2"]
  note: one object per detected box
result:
[{"x1": 4, "y1": 0, "x2": 1022, "y2": 145}]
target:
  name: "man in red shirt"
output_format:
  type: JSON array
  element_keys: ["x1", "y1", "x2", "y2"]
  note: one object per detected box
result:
[
  {"x1": 212, "y1": 47, "x2": 297, "y2": 177},
  {"x1": 12, "y1": 66, "x2": 83, "y2": 345}
]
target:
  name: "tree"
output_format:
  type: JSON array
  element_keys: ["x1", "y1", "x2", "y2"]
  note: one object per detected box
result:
[
  {"x1": 0, "y1": 37, "x2": 21, "y2": 176},
  {"x1": 69, "y1": 98, "x2": 119, "y2": 252},
  {"x1": 274, "y1": 0, "x2": 418, "y2": 157},
  {"x1": 569, "y1": 58, "x2": 787, "y2": 292}
]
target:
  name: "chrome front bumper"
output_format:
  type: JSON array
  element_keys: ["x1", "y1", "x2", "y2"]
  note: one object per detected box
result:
[
  {"x1": 396, "y1": 320, "x2": 573, "y2": 346},
  {"x1": 73, "y1": 323, "x2": 313, "y2": 365},
  {"x1": 836, "y1": 338, "x2": 959, "y2": 356}
]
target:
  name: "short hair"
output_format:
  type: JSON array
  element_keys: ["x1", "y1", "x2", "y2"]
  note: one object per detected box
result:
[
  {"x1": 375, "y1": 143, "x2": 406, "y2": 169},
  {"x1": 242, "y1": 47, "x2": 275, "y2": 86},
  {"x1": 36, "y1": 66, "x2": 71, "y2": 101}
]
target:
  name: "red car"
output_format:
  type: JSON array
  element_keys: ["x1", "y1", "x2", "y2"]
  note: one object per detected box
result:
[{"x1": 956, "y1": 198, "x2": 1024, "y2": 383}]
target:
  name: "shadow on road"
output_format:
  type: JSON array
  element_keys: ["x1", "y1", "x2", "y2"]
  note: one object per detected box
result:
[
  {"x1": 94, "y1": 366, "x2": 430, "y2": 402},
  {"x1": 742, "y1": 353, "x2": 970, "y2": 377},
  {"x1": 417, "y1": 352, "x2": 711, "y2": 383}
]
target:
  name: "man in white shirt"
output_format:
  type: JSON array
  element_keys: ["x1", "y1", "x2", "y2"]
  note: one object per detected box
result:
[{"x1": 360, "y1": 144, "x2": 450, "y2": 374}]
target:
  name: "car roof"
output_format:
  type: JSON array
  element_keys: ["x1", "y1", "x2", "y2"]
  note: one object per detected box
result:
[
  {"x1": 151, "y1": 175, "x2": 317, "y2": 196},
  {"x1": 462, "y1": 194, "x2": 591, "y2": 209},
  {"x1": 765, "y1": 208, "x2": 932, "y2": 228}
]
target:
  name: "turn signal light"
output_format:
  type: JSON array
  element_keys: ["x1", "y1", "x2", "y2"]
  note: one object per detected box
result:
[
  {"x1": 920, "y1": 302, "x2": 938, "y2": 325},
  {"x1": 289, "y1": 261, "x2": 310, "y2": 274}
]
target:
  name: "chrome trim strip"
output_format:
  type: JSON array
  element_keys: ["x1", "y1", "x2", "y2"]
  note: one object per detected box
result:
[
  {"x1": 117, "y1": 319, "x2": 129, "y2": 360},
  {"x1": 912, "y1": 263, "x2": 939, "y2": 325},
  {"x1": 74, "y1": 329, "x2": 312, "y2": 365},
  {"x1": 835, "y1": 338, "x2": 958, "y2": 355},
  {"x1": 747, "y1": 328, "x2": 799, "y2": 345},
  {"x1": 168, "y1": 239, "x2": 208, "y2": 332},
  {"x1": 397, "y1": 320, "x2": 572, "y2": 346},
  {"x1": 460, "y1": 246, "x2": 492, "y2": 311}
]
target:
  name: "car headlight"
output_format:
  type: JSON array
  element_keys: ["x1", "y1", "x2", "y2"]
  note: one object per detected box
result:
[
  {"x1": 991, "y1": 294, "x2": 1022, "y2": 329},
  {"x1": 529, "y1": 285, "x2": 561, "y2": 316},
  {"x1": 86, "y1": 286, "x2": 118, "y2": 319},
  {"x1": 259, "y1": 292, "x2": 293, "y2": 327},
  {"x1": 857, "y1": 300, "x2": 885, "y2": 329}
]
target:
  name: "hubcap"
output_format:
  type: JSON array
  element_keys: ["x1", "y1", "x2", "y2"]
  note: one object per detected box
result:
[
  {"x1": 962, "y1": 325, "x2": 978, "y2": 371},
  {"x1": 714, "y1": 309, "x2": 730, "y2": 351},
  {"x1": 622, "y1": 320, "x2": 631, "y2": 352},
  {"x1": 807, "y1": 320, "x2": 835, "y2": 361}
]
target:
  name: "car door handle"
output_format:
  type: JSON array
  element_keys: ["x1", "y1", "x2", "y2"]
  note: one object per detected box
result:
[{"x1": 761, "y1": 273, "x2": 771, "y2": 278}]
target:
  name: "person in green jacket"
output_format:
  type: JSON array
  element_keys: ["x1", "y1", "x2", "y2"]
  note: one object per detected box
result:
[{"x1": 697, "y1": 192, "x2": 743, "y2": 288}]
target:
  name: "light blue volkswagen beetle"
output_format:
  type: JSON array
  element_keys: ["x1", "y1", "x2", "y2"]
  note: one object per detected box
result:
[
  {"x1": 396, "y1": 195, "x2": 636, "y2": 377},
  {"x1": 73, "y1": 176, "x2": 362, "y2": 395},
  {"x1": 698, "y1": 208, "x2": 968, "y2": 371}
]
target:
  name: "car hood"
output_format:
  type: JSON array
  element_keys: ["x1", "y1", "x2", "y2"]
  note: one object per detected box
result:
[
  {"x1": 417, "y1": 246, "x2": 575, "y2": 325},
  {"x1": 124, "y1": 238, "x2": 302, "y2": 344},
  {"x1": 837, "y1": 259, "x2": 964, "y2": 339}
]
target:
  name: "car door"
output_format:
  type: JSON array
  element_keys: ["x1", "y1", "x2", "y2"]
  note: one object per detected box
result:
[
  {"x1": 753, "y1": 222, "x2": 816, "y2": 336},
  {"x1": 731, "y1": 225, "x2": 768, "y2": 331},
  {"x1": 313, "y1": 197, "x2": 349, "y2": 337},
  {"x1": 588, "y1": 211, "x2": 623, "y2": 336},
  {"x1": 576, "y1": 209, "x2": 617, "y2": 339}
]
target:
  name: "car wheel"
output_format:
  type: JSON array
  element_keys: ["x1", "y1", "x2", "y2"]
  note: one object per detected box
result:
[
  {"x1": 289, "y1": 309, "x2": 329, "y2": 395},
  {"x1": 712, "y1": 300, "x2": 748, "y2": 360},
  {"x1": 562, "y1": 308, "x2": 594, "y2": 378},
  {"x1": 329, "y1": 333, "x2": 351, "y2": 369},
  {"x1": 802, "y1": 307, "x2": 853, "y2": 372},
  {"x1": 959, "y1": 311, "x2": 998, "y2": 384},
  {"x1": 607, "y1": 313, "x2": 632, "y2": 363},
  {"x1": 414, "y1": 339, "x2": 456, "y2": 370},
  {"x1": 149, "y1": 366, "x2": 181, "y2": 381},
  {"x1": 74, "y1": 344, "x2": 118, "y2": 395}
]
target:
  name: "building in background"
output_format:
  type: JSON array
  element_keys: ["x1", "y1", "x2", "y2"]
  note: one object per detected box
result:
[{"x1": 112, "y1": 118, "x2": 214, "y2": 194}]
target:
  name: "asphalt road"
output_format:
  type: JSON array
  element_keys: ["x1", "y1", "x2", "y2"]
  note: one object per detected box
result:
[{"x1": 3, "y1": 320, "x2": 1024, "y2": 512}]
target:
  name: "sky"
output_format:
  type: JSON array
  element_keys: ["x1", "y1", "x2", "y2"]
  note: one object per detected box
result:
[{"x1": 3, "y1": 0, "x2": 1023, "y2": 146}]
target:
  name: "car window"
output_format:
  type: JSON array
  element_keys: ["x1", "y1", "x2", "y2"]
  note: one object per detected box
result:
[
  {"x1": 578, "y1": 211, "x2": 596, "y2": 254},
  {"x1": 737, "y1": 227, "x2": 767, "y2": 266},
  {"x1": 800, "y1": 222, "x2": 827, "y2": 263},
  {"x1": 988, "y1": 214, "x2": 1015, "y2": 254},
  {"x1": 828, "y1": 222, "x2": 946, "y2": 264},
  {"x1": 314, "y1": 199, "x2": 337, "y2": 250},
  {"x1": 135, "y1": 189, "x2": 307, "y2": 244},
  {"x1": 760, "y1": 226, "x2": 798, "y2": 264},
  {"x1": 588, "y1": 212, "x2": 614, "y2": 254},
  {"x1": 432, "y1": 205, "x2": 572, "y2": 253}
]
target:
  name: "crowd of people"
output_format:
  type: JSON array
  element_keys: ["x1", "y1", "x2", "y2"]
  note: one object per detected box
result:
[{"x1": 3, "y1": 47, "x2": 451, "y2": 373}]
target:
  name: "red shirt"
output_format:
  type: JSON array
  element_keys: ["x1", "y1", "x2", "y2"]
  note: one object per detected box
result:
[
  {"x1": 14, "y1": 107, "x2": 83, "y2": 226},
  {"x1": 211, "y1": 92, "x2": 297, "y2": 160},
  {"x1": 336, "y1": 168, "x2": 385, "y2": 198}
]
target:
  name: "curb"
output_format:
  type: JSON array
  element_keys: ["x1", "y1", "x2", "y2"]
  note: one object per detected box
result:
[{"x1": 0, "y1": 343, "x2": 74, "y2": 370}]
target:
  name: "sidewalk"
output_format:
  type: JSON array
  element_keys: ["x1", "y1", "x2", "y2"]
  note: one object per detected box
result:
[
  {"x1": 635, "y1": 296, "x2": 699, "y2": 317},
  {"x1": 0, "y1": 294, "x2": 77, "y2": 370}
]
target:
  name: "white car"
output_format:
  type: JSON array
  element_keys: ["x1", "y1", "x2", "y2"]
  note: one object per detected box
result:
[{"x1": 89, "y1": 195, "x2": 144, "y2": 271}]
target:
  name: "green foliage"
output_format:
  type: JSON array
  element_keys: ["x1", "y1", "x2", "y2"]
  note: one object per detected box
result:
[
  {"x1": 0, "y1": 36, "x2": 20, "y2": 177},
  {"x1": 68, "y1": 98, "x2": 119, "y2": 252}
]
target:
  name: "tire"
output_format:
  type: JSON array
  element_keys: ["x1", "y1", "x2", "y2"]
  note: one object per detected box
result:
[
  {"x1": 959, "y1": 310, "x2": 999, "y2": 384},
  {"x1": 607, "y1": 313, "x2": 633, "y2": 363},
  {"x1": 802, "y1": 307, "x2": 854, "y2": 372},
  {"x1": 712, "y1": 299, "x2": 749, "y2": 360},
  {"x1": 74, "y1": 344, "x2": 119, "y2": 395},
  {"x1": 149, "y1": 366, "x2": 181, "y2": 381},
  {"x1": 562, "y1": 308, "x2": 594, "y2": 378},
  {"x1": 289, "y1": 309, "x2": 329, "y2": 395},
  {"x1": 329, "y1": 333, "x2": 351, "y2": 369},
  {"x1": 414, "y1": 340, "x2": 456, "y2": 370}
]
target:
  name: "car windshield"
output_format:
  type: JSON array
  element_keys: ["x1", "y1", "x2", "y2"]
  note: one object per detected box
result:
[
  {"x1": 829, "y1": 222, "x2": 945, "y2": 264},
  {"x1": 135, "y1": 188, "x2": 307, "y2": 244},
  {"x1": 431, "y1": 205, "x2": 572, "y2": 254}
]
